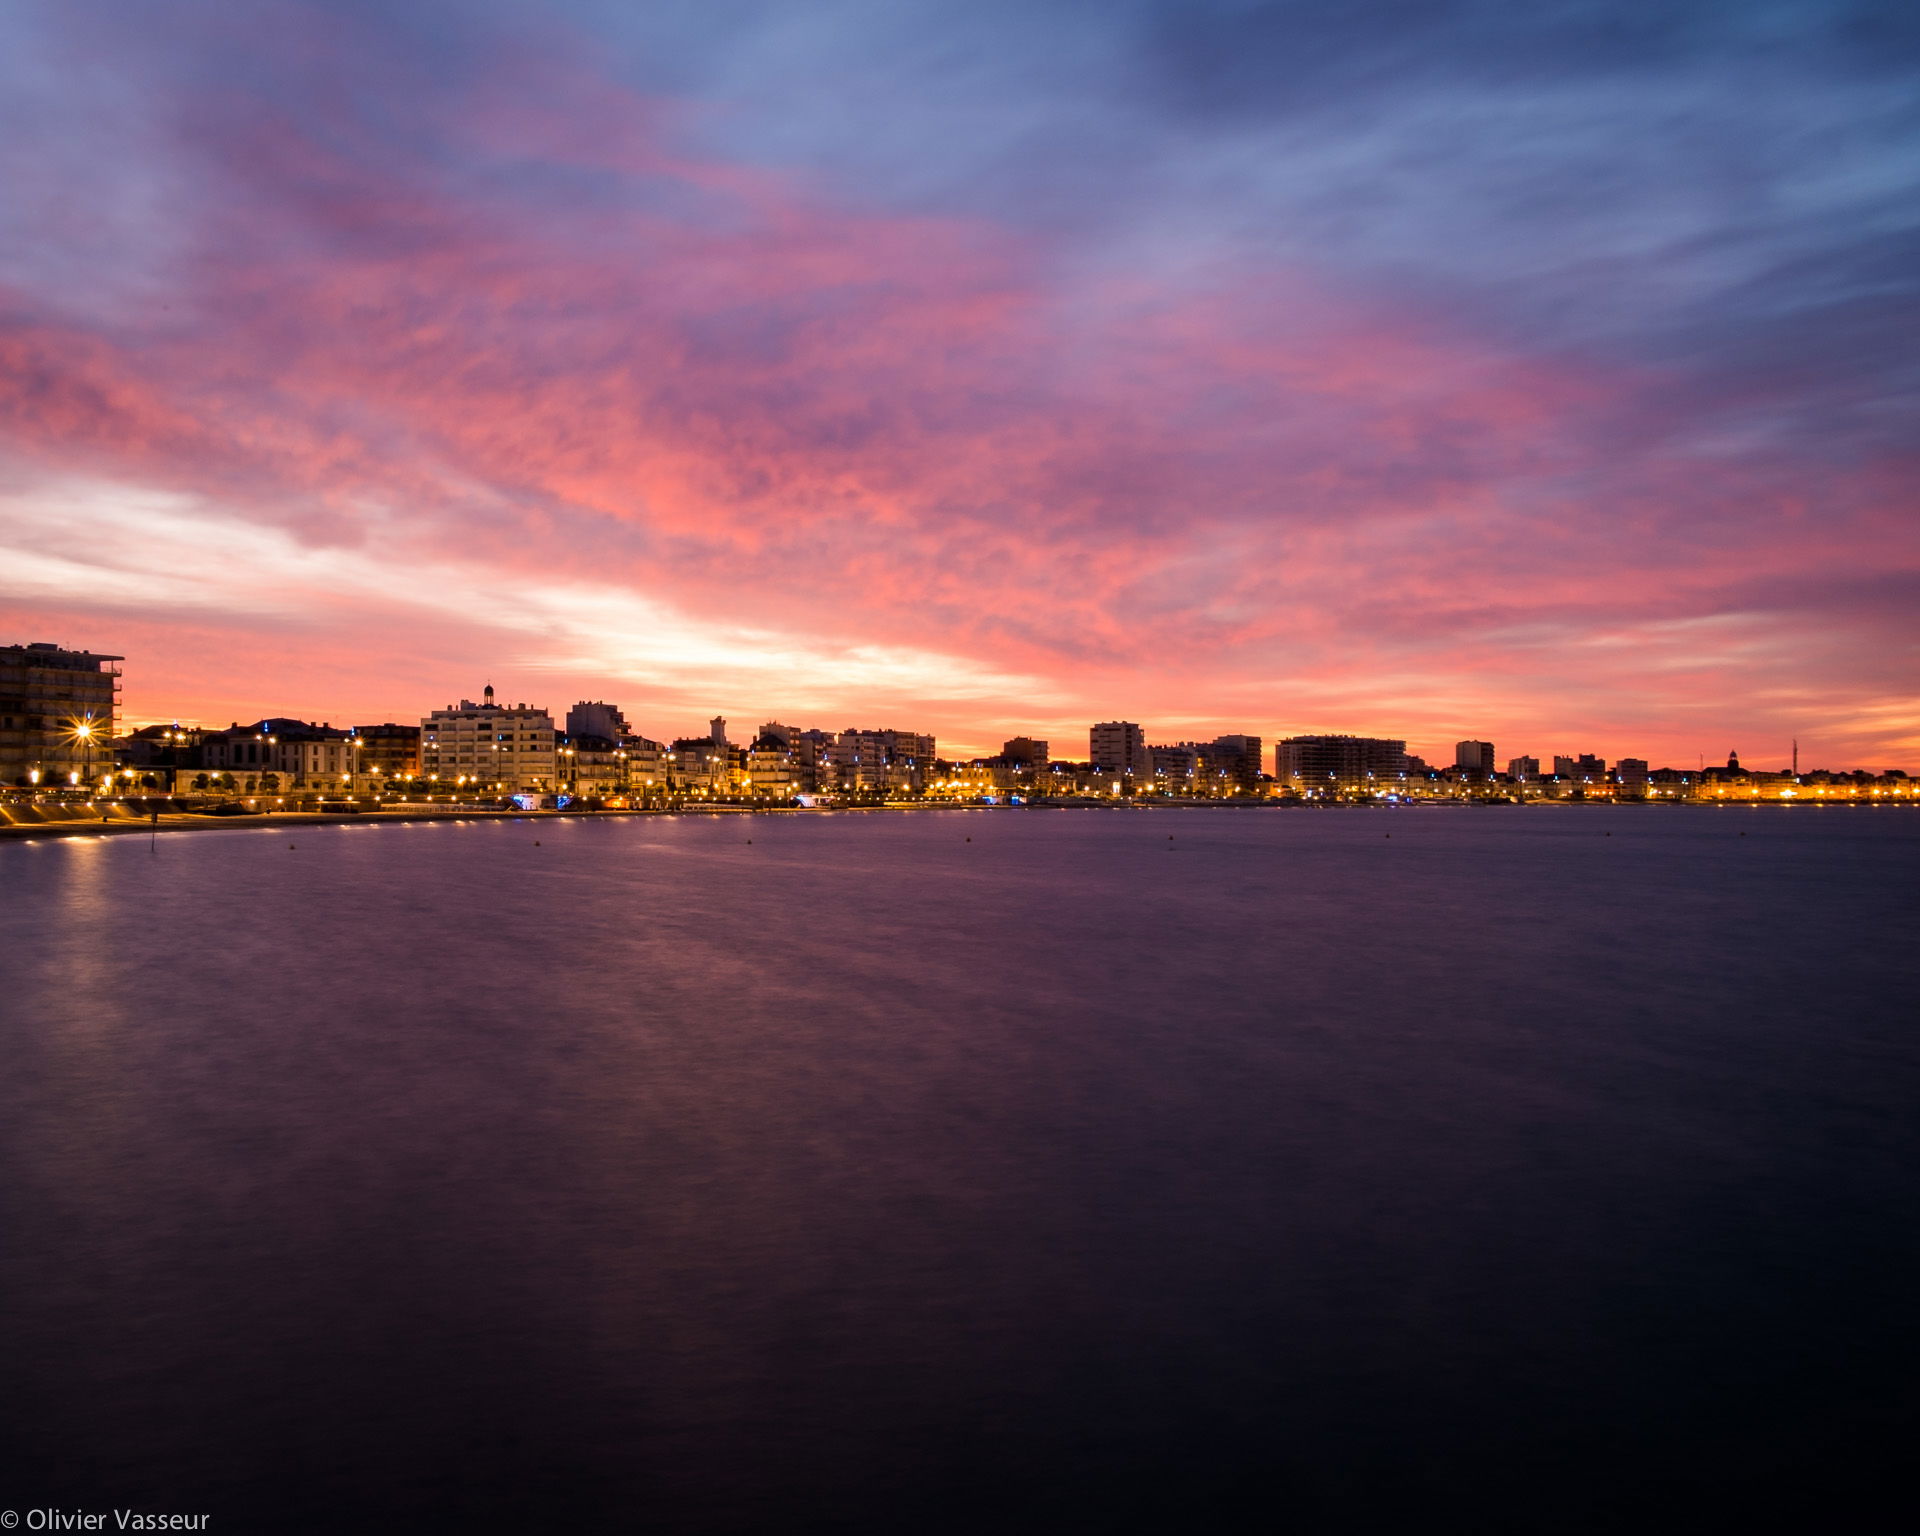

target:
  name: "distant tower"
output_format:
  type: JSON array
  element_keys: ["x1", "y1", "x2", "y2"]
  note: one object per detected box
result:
[
  {"x1": 1727, "y1": 750, "x2": 1741, "y2": 771},
  {"x1": 710, "y1": 716, "x2": 728, "y2": 746},
  {"x1": 484, "y1": 683, "x2": 495, "y2": 707}
]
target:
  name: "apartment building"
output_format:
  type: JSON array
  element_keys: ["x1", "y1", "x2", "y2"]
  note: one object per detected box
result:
[
  {"x1": 1090, "y1": 721, "x2": 1152, "y2": 782},
  {"x1": 1275, "y1": 735, "x2": 1408, "y2": 793},
  {"x1": 420, "y1": 687, "x2": 556, "y2": 791},
  {"x1": 831, "y1": 728, "x2": 936, "y2": 795},
  {"x1": 1455, "y1": 740, "x2": 1495, "y2": 776},
  {"x1": 351, "y1": 723, "x2": 421, "y2": 779},
  {"x1": 0, "y1": 642, "x2": 122, "y2": 786}
]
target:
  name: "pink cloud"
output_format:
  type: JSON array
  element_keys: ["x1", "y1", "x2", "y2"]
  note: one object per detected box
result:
[{"x1": 1, "y1": 36, "x2": 1914, "y2": 767}]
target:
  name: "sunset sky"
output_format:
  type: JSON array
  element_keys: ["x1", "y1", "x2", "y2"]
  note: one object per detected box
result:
[{"x1": 2, "y1": 0, "x2": 1915, "y2": 767}]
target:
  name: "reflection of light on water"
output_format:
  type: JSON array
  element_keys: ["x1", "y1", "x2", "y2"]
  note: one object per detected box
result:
[
  {"x1": 44, "y1": 836, "x2": 126, "y2": 1029},
  {"x1": 18, "y1": 837, "x2": 142, "y2": 1229}
]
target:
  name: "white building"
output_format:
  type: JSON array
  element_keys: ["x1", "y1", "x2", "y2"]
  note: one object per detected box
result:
[
  {"x1": 420, "y1": 686, "x2": 556, "y2": 792},
  {"x1": 830, "y1": 728, "x2": 935, "y2": 795},
  {"x1": 1455, "y1": 740, "x2": 1495, "y2": 775}
]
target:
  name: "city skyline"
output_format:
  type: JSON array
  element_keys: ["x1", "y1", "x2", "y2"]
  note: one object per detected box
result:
[
  {"x1": 68, "y1": 662, "x2": 1905, "y2": 777},
  {"x1": 3, "y1": 3, "x2": 1917, "y2": 770}
]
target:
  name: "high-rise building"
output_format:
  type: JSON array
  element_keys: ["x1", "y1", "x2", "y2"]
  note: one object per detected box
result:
[
  {"x1": 420, "y1": 686, "x2": 556, "y2": 791},
  {"x1": 1153, "y1": 736, "x2": 1264, "y2": 795},
  {"x1": 1554, "y1": 753, "x2": 1606, "y2": 780},
  {"x1": 1151, "y1": 744, "x2": 1202, "y2": 789},
  {"x1": 567, "y1": 701, "x2": 631, "y2": 740},
  {"x1": 1090, "y1": 721, "x2": 1151, "y2": 780},
  {"x1": 1455, "y1": 740, "x2": 1495, "y2": 776},
  {"x1": 1275, "y1": 735, "x2": 1407, "y2": 793},
  {"x1": 1507, "y1": 755, "x2": 1540, "y2": 780},
  {"x1": 1206, "y1": 734, "x2": 1264, "y2": 792},
  {"x1": 1616, "y1": 758, "x2": 1649, "y2": 786},
  {"x1": 1, "y1": 642, "x2": 122, "y2": 787},
  {"x1": 1001, "y1": 736, "x2": 1050, "y2": 767}
]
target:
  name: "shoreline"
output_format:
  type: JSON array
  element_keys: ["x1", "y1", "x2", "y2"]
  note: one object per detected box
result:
[{"x1": 3, "y1": 796, "x2": 1910, "y2": 844}]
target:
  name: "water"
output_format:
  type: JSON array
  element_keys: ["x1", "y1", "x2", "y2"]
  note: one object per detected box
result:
[{"x1": 2, "y1": 806, "x2": 1915, "y2": 1532}]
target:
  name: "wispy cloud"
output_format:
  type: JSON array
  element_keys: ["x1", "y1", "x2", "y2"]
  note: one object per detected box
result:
[{"x1": 0, "y1": 0, "x2": 1914, "y2": 765}]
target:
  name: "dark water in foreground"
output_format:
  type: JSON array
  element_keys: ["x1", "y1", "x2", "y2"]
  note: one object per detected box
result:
[{"x1": 2, "y1": 806, "x2": 1915, "y2": 1533}]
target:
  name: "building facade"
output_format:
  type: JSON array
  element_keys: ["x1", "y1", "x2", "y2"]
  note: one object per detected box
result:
[
  {"x1": 351, "y1": 724, "x2": 421, "y2": 779},
  {"x1": 1, "y1": 642, "x2": 123, "y2": 787},
  {"x1": 566, "y1": 701, "x2": 631, "y2": 741},
  {"x1": 1090, "y1": 721, "x2": 1152, "y2": 783},
  {"x1": 420, "y1": 687, "x2": 556, "y2": 791},
  {"x1": 200, "y1": 719, "x2": 360, "y2": 789},
  {"x1": 1455, "y1": 740, "x2": 1495, "y2": 776},
  {"x1": 1275, "y1": 735, "x2": 1408, "y2": 794},
  {"x1": 830, "y1": 728, "x2": 936, "y2": 795}
]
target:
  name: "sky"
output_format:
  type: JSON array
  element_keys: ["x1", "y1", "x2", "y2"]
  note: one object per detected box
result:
[{"x1": 1, "y1": 0, "x2": 1916, "y2": 768}]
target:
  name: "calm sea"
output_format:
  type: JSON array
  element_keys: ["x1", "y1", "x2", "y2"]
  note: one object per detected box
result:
[{"x1": 2, "y1": 806, "x2": 1915, "y2": 1533}]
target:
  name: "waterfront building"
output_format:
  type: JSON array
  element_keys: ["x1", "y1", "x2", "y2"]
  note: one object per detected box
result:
[
  {"x1": 0, "y1": 642, "x2": 122, "y2": 787},
  {"x1": 557, "y1": 733, "x2": 624, "y2": 796},
  {"x1": 1151, "y1": 744, "x2": 1201, "y2": 792},
  {"x1": 933, "y1": 761, "x2": 1000, "y2": 797},
  {"x1": 1507, "y1": 755, "x2": 1540, "y2": 780},
  {"x1": 1001, "y1": 736, "x2": 1050, "y2": 767},
  {"x1": 1648, "y1": 767, "x2": 1697, "y2": 799},
  {"x1": 1150, "y1": 737, "x2": 1262, "y2": 796},
  {"x1": 1205, "y1": 735, "x2": 1264, "y2": 793},
  {"x1": 201, "y1": 719, "x2": 360, "y2": 790},
  {"x1": 351, "y1": 724, "x2": 421, "y2": 780},
  {"x1": 1616, "y1": 758, "x2": 1649, "y2": 789},
  {"x1": 1090, "y1": 721, "x2": 1152, "y2": 784},
  {"x1": 831, "y1": 728, "x2": 936, "y2": 795},
  {"x1": 620, "y1": 734, "x2": 668, "y2": 795},
  {"x1": 567, "y1": 701, "x2": 631, "y2": 741},
  {"x1": 1700, "y1": 751, "x2": 1749, "y2": 782},
  {"x1": 747, "y1": 731, "x2": 797, "y2": 797},
  {"x1": 1456, "y1": 740, "x2": 1495, "y2": 776},
  {"x1": 1275, "y1": 735, "x2": 1408, "y2": 794},
  {"x1": 420, "y1": 687, "x2": 556, "y2": 792},
  {"x1": 667, "y1": 737, "x2": 730, "y2": 795},
  {"x1": 117, "y1": 724, "x2": 205, "y2": 775},
  {"x1": 760, "y1": 722, "x2": 836, "y2": 792},
  {"x1": 561, "y1": 702, "x2": 664, "y2": 795}
]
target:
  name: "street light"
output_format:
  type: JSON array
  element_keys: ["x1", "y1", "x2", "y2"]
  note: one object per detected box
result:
[{"x1": 66, "y1": 714, "x2": 100, "y2": 787}]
